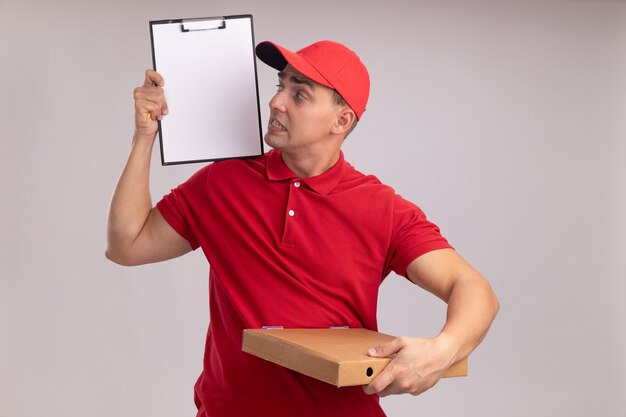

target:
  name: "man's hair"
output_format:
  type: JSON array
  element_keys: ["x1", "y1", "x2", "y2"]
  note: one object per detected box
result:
[{"x1": 332, "y1": 90, "x2": 358, "y2": 138}]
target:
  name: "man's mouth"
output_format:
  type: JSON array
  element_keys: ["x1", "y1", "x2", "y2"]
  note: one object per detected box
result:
[{"x1": 270, "y1": 119, "x2": 287, "y2": 131}]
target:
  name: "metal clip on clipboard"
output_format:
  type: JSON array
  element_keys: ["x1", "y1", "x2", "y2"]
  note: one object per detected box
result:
[{"x1": 181, "y1": 17, "x2": 226, "y2": 32}]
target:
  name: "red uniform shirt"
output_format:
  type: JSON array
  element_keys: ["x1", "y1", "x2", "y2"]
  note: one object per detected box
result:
[{"x1": 157, "y1": 149, "x2": 452, "y2": 417}]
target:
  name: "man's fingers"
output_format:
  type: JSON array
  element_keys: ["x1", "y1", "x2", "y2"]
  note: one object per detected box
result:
[
  {"x1": 362, "y1": 366, "x2": 394, "y2": 396},
  {"x1": 137, "y1": 70, "x2": 167, "y2": 122},
  {"x1": 362, "y1": 338, "x2": 405, "y2": 396},
  {"x1": 133, "y1": 82, "x2": 168, "y2": 125},
  {"x1": 364, "y1": 336, "x2": 449, "y2": 398},
  {"x1": 143, "y1": 69, "x2": 164, "y2": 87}
]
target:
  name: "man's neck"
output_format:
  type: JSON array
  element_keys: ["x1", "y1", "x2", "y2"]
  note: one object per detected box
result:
[{"x1": 280, "y1": 148, "x2": 341, "y2": 179}]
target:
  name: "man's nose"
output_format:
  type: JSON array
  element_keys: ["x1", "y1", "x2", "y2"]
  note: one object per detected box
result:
[{"x1": 269, "y1": 91, "x2": 286, "y2": 112}]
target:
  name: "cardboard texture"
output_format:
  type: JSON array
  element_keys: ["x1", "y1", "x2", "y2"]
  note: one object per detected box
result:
[{"x1": 242, "y1": 328, "x2": 468, "y2": 387}]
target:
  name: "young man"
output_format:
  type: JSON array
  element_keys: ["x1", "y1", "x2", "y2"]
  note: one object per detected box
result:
[{"x1": 106, "y1": 40, "x2": 499, "y2": 417}]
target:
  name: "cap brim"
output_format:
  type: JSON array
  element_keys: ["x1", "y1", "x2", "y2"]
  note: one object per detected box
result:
[{"x1": 255, "y1": 41, "x2": 333, "y2": 89}]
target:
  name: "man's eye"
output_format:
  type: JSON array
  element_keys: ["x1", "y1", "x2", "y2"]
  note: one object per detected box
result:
[
  {"x1": 276, "y1": 84, "x2": 284, "y2": 91},
  {"x1": 295, "y1": 92, "x2": 306, "y2": 101}
]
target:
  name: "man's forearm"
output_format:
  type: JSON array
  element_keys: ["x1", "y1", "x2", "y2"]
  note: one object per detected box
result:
[
  {"x1": 436, "y1": 274, "x2": 499, "y2": 363},
  {"x1": 105, "y1": 133, "x2": 155, "y2": 262}
]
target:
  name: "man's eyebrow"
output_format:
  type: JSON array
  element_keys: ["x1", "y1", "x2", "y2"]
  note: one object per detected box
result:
[{"x1": 277, "y1": 71, "x2": 316, "y2": 89}]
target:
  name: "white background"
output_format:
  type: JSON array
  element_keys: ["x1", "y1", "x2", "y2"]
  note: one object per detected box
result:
[{"x1": 1, "y1": 0, "x2": 625, "y2": 416}]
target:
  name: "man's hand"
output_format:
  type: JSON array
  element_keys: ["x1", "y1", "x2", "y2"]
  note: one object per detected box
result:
[
  {"x1": 133, "y1": 69, "x2": 169, "y2": 138},
  {"x1": 362, "y1": 335, "x2": 458, "y2": 397}
]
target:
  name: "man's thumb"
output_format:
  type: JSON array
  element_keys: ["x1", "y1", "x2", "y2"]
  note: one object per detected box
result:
[{"x1": 367, "y1": 337, "x2": 404, "y2": 358}]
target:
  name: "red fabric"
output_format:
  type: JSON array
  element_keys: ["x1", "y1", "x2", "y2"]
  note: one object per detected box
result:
[{"x1": 156, "y1": 149, "x2": 452, "y2": 417}]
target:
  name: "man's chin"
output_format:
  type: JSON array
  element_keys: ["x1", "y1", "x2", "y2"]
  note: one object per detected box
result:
[{"x1": 264, "y1": 133, "x2": 284, "y2": 150}]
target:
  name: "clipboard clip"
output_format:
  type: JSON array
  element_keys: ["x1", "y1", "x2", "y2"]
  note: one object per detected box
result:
[{"x1": 181, "y1": 17, "x2": 226, "y2": 32}]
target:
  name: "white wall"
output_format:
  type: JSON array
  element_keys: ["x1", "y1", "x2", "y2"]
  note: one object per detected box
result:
[{"x1": 1, "y1": 0, "x2": 625, "y2": 416}]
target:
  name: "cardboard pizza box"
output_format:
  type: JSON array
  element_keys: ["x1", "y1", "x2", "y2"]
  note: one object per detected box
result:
[{"x1": 242, "y1": 328, "x2": 468, "y2": 387}]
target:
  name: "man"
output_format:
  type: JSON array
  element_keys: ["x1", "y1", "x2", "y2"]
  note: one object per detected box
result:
[{"x1": 106, "y1": 40, "x2": 499, "y2": 417}]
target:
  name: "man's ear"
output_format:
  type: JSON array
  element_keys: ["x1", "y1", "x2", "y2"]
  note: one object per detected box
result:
[{"x1": 332, "y1": 108, "x2": 356, "y2": 136}]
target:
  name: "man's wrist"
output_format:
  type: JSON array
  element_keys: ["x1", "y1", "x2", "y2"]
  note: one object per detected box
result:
[
  {"x1": 131, "y1": 131, "x2": 157, "y2": 149},
  {"x1": 433, "y1": 331, "x2": 463, "y2": 365}
]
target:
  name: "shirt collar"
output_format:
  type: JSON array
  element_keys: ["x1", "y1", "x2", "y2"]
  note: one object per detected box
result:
[{"x1": 265, "y1": 149, "x2": 346, "y2": 195}]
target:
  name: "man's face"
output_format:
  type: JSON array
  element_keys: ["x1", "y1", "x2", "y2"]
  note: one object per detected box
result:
[{"x1": 264, "y1": 65, "x2": 341, "y2": 152}]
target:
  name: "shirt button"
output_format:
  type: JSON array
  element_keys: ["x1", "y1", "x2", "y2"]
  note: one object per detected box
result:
[
  {"x1": 288, "y1": 210, "x2": 295, "y2": 217},
  {"x1": 294, "y1": 181, "x2": 301, "y2": 188}
]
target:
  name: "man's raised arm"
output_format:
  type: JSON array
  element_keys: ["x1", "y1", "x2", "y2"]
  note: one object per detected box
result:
[{"x1": 106, "y1": 69, "x2": 191, "y2": 266}]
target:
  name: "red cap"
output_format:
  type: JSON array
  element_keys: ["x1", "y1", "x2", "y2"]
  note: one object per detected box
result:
[{"x1": 256, "y1": 40, "x2": 370, "y2": 119}]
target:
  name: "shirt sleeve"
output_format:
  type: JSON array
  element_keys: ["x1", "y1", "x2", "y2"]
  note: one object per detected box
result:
[
  {"x1": 385, "y1": 194, "x2": 453, "y2": 278},
  {"x1": 156, "y1": 165, "x2": 212, "y2": 251}
]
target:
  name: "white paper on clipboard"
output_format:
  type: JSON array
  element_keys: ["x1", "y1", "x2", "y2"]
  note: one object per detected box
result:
[{"x1": 150, "y1": 15, "x2": 264, "y2": 165}]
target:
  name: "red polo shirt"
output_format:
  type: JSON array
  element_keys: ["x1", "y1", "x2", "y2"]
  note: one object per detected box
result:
[{"x1": 156, "y1": 149, "x2": 452, "y2": 417}]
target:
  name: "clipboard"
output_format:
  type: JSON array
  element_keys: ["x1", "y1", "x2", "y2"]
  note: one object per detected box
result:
[{"x1": 150, "y1": 15, "x2": 264, "y2": 165}]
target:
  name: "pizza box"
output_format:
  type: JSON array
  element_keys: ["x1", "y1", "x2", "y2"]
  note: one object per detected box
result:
[{"x1": 242, "y1": 328, "x2": 468, "y2": 387}]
